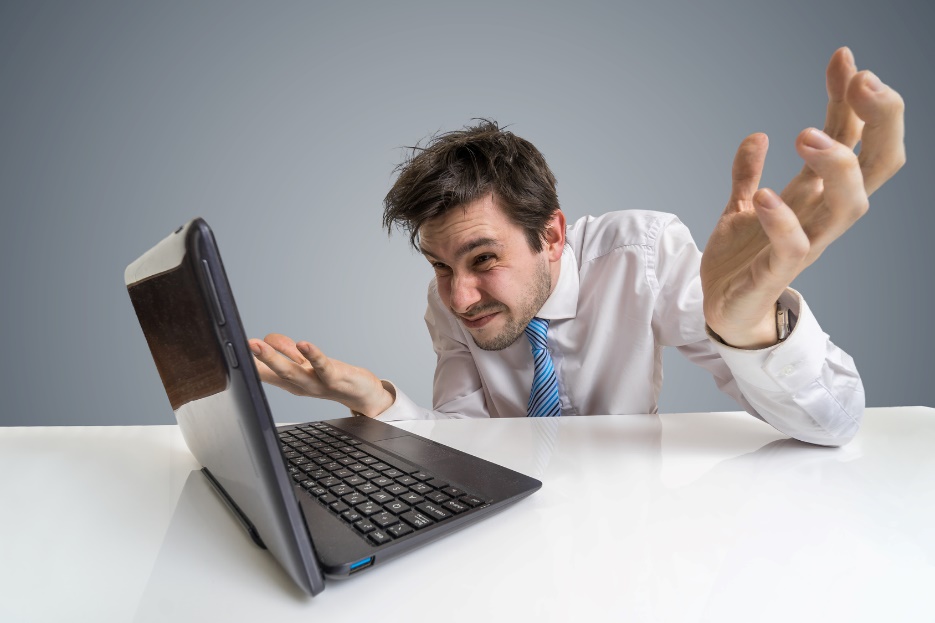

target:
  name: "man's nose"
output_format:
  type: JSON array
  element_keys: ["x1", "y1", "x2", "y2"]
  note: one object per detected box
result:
[{"x1": 449, "y1": 272, "x2": 482, "y2": 314}]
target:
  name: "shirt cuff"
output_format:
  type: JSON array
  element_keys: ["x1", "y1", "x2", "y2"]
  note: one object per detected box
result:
[
  {"x1": 707, "y1": 288, "x2": 827, "y2": 393},
  {"x1": 349, "y1": 380, "x2": 433, "y2": 422}
]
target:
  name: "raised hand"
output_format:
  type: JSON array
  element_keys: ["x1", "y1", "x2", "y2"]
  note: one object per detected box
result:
[
  {"x1": 249, "y1": 334, "x2": 394, "y2": 417},
  {"x1": 701, "y1": 47, "x2": 905, "y2": 348}
]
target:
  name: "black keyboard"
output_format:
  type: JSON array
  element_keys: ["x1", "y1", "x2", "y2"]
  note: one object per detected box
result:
[{"x1": 279, "y1": 422, "x2": 487, "y2": 547}]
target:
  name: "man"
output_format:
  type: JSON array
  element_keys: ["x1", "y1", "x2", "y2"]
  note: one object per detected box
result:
[{"x1": 249, "y1": 47, "x2": 905, "y2": 446}]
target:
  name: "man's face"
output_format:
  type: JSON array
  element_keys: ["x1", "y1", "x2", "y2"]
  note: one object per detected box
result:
[{"x1": 419, "y1": 194, "x2": 561, "y2": 351}]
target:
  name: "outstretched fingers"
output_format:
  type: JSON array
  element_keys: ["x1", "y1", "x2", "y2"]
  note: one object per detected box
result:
[
  {"x1": 296, "y1": 341, "x2": 334, "y2": 382},
  {"x1": 823, "y1": 47, "x2": 863, "y2": 149},
  {"x1": 795, "y1": 127, "x2": 868, "y2": 249},
  {"x1": 846, "y1": 70, "x2": 906, "y2": 195},
  {"x1": 249, "y1": 335, "x2": 319, "y2": 396},
  {"x1": 727, "y1": 133, "x2": 769, "y2": 211}
]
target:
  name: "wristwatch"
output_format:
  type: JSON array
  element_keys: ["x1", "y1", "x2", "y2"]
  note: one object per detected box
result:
[{"x1": 776, "y1": 300, "x2": 793, "y2": 342}]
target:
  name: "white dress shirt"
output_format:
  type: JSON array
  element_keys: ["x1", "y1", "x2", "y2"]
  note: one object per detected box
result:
[{"x1": 376, "y1": 210, "x2": 864, "y2": 446}]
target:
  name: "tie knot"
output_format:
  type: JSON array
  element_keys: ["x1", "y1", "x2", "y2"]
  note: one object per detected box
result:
[{"x1": 524, "y1": 317, "x2": 550, "y2": 351}]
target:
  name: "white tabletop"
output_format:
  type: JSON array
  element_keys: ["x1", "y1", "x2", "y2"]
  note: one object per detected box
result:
[{"x1": 2, "y1": 407, "x2": 933, "y2": 623}]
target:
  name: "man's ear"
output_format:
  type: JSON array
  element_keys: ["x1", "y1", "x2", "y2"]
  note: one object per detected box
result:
[{"x1": 544, "y1": 210, "x2": 566, "y2": 262}]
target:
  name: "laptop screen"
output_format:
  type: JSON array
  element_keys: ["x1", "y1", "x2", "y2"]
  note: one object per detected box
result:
[{"x1": 125, "y1": 219, "x2": 325, "y2": 596}]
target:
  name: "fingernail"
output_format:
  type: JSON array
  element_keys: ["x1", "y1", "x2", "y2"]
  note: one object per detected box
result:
[
  {"x1": 754, "y1": 189, "x2": 781, "y2": 210},
  {"x1": 841, "y1": 46, "x2": 856, "y2": 69},
  {"x1": 804, "y1": 128, "x2": 834, "y2": 150},
  {"x1": 249, "y1": 344, "x2": 261, "y2": 356},
  {"x1": 865, "y1": 71, "x2": 885, "y2": 92}
]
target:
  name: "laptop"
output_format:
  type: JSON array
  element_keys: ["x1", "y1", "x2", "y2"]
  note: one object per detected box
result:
[{"x1": 124, "y1": 218, "x2": 541, "y2": 596}]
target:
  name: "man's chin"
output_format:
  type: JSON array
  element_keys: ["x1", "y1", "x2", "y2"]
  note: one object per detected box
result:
[{"x1": 467, "y1": 319, "x2": 525, "y2": 351}]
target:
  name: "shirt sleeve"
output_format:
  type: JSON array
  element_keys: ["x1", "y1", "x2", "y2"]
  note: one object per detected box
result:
[
  {"x1": 652, "y1": 218, "x2": 865, "y2": 446},
  {"x1": 374, "y1": 280, "x2": 490, "y2": 422}
]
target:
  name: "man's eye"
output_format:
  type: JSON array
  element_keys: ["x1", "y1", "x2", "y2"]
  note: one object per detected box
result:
[
  {"x1": 432, "y1": 262, "x2": 451, "y2": 273},
  {"x1": 474, "y1": 254, "x2": 495, "y2": 266}
]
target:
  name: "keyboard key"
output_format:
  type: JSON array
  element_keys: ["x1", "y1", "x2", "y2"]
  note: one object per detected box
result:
[
  {"x1": 410, "y1": 483, "x2": 434, "y2": 495},
  {"x1": 355, "y1": 501, "x2": 381, "y2": 516},
  {"x1": 307, "y1": 486, "x2": 327, "y2": 497},
  {"x1": 330, "y1": 484, "x2": 353, "y2": 497},
  {"x1": 442, "y1": 487, "x2": 465, "y2": 497},
  {"x1": 416, "y1": 502, "x2": 451, "y2": 521},
  {"x1": 385, "y1": 484, "x2": 408, "y2": 496},
  {"x1": 426, "y1": 491, "x2": 450, "y2": 504},
  {"x1": 334, "y1": 469, "x2": 354, "y2": 479},
  {"x1": 344, "y1": 475, "x2": 366, "y2": 487},
  {"x1": 349, "y1": 451, "x2": 367, "y2": 459},
  {"x1": 443, "y1": 499, "x2": 469, "y2": 514},
  {"x1": 319, "y1": 494, "x2": 338, "y2": 505},
  {"x1": 399, "y1": 492, "x2": 424, "y2": 504},
  {"x1": 370, "y1": 491, "x2": 393, "y2": 504},
  {"x1": 400, "y1": 511, "x2": 434, "y2": 530},
  {"x1": 341, "y1": 510, "x2": 362, "y2": 523},
  {"x1": 385, "y1": 500, "x2": 410, "y2": 515},
  {"x1": 427, "y1": 479, "x2": 449, "y2": 489},
  {"x1": 357, "y1": 483, "x2": 379, "y2": 495},
  {"x1": 383, "y1": 469, "x2": 404, "y2": 478},
  {"x1": 371, "y1": 512, "x2": 398, "y2": 528},
  {"x1": 354, "y1": 520, "x2": 376, "y2": 534},
  {"x1": 330, "y1": 501, "x2": 349, "y2": 513},
  {"x1": 368, "y1": 530, "x2": 391, "y2": 545},
  {"x1": 410, "y1": 471, "x2": 433, "y2": 481},
  {"x1": 318, "y1": 477, "x2": 342, "y2": 488},
  {"x1": 460, "y1": 495, "x2": 485, "y2": 507},
  {"x1": 360, "y1": 457, "x2": 378, "y2": 465},
  {"x1": 371, "y1": 463, "x2": 391, "y2": 472},
  {"x1": 387, "y1": 523, "x2": 414, "y2": 538},
  {"x1": 371, "y1": 477, "x2": 394, "y2": 487},
  {"x1": 395, "y1": 475, "x2": 417, "y2": 486},
  {"x1": 342, "y1": 492, "x2": 368, "y2": 506}
]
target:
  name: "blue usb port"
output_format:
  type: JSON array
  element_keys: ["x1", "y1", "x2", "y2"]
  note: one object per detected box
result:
[{"x1": 349, "y1": 557, "x2": 374, "y2": 573}]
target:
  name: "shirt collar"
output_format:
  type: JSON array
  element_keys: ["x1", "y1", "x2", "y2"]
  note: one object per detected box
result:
[{"x1": 536, "y1": 245, "x2": 579, "y2": 320}]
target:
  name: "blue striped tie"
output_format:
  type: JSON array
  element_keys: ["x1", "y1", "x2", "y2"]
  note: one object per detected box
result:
[{"x1": 525, "y1": 317, "x2": 561, "y2": 418}]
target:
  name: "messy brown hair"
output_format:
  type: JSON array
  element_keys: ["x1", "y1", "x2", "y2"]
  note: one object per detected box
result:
[{"x1": 383, "y1": 119, "x2": 560, "y2": 252}]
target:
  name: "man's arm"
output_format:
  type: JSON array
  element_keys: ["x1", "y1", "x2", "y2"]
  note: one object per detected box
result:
[
  {"x1": 701, "y1": 46, "x2": 905, "y2": 349},
  {"x1": 249, "y1": 281, "x2": 490, "y2": 421},
  {"x1": 249, "y1": 335, "x2": 394, "y2": 418},
  {"x1": 654, "y1": 218, "x2": 862, "y2": 446}
]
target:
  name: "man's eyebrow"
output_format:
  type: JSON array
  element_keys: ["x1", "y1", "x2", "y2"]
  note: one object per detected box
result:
[{"x1": 420, "y1": 237, "x2": 502, "y2": 261}]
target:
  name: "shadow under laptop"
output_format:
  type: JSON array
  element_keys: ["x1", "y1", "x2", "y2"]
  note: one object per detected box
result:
[{"x1": 133, "y1": 469, "x2": 309, "y2": 620}]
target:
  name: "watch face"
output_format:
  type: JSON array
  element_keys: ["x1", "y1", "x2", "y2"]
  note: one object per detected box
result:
[{"x1": 776, "y1": 302, "x2": 791, "y2": 342}]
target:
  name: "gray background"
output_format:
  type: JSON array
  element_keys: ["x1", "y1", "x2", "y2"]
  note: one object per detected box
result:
[{"x1": 1, "y1": 0, "x2": 931, "y2": 427}]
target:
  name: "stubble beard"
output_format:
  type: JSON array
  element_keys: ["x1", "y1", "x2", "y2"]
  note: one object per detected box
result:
[{"x1": 470, "y1": 258, "x2": 553, "y2": 351}]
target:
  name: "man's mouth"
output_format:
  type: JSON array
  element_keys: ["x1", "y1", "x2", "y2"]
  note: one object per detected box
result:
[{"x1": 458, "y1": 310, "x2": 501, "y2": 330}]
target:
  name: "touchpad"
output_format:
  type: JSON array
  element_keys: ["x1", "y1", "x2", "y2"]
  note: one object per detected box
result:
[{"x1": 377, "y1": 435, "x2": 454, "y2": 464}]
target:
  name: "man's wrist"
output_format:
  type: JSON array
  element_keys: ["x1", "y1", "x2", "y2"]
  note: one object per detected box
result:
[
  {"x1": 709, "y1": 301, "x2": 793, "y2": 350},
  {"x1": 350, "y1": 382, "x2": 396, "y2": 418}
]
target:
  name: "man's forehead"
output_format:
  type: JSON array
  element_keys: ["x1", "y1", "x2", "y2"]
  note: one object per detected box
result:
[{"x1": 418, "y1": 198, "x2": 513, "y2": 257}]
